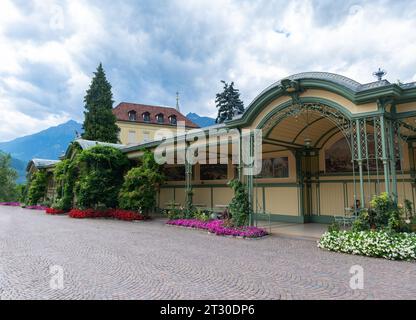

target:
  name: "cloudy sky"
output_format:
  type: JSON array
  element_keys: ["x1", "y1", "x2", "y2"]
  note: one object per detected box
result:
[{"x1": 0, "y1": 0, "x2": 416, "y2": 141}]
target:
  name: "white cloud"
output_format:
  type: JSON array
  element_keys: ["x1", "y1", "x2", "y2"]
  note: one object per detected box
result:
[{"x1": 0, "y1": 0, "x2": 416, "y2": 141}]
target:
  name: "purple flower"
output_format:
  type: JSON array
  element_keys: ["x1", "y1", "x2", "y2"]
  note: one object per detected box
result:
[
  {"x1": 0, "y1": 202, "x2": 20, "y2": 206},
  {"x1": 167, "y1": 219, "x2": 268, "y2": 238}
]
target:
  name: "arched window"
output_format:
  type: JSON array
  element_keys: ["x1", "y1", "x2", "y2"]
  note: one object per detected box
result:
[
  {"x1": 156, "y1": 113, "x2": 164, "y2": 123},
  {"x1": 169, "y1": 115, "x2": 177, "y2": 125},
  {"x1": 142, "y1": 112, "x2": 150, "y2": 122},
  {"x1": 128, "y1": 110, "x2": 137, "y2": 121}
]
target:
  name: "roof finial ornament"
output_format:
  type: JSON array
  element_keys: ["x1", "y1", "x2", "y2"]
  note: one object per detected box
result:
[
  {"x1": 176, "y1": 91, "x2": 180, "y2": 112},
  {"x1": 373, "y1": 68, "x2": 387, "y2": 81}
]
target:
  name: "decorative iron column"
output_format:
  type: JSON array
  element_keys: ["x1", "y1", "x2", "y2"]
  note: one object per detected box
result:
[
  {"x1": 379, "y1": 115, "x2": 391, "y2": 194},
  {"x1": 185, "y1": 142, "x2": 193, "y2": 213},
  {"x1": 355, "y1": 119, "x2": 365, "y2": 208},
  {"x1": 388, "y1": 119, "x2": 398, "y2": 202},
  {"x1": 247, "y1": 132, "x2": 254, "y2": 226}
]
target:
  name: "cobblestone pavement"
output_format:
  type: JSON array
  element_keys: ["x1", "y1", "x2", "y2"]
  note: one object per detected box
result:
[{"x1": 0, "y1": 206, "x2": 415, "y2": 300}]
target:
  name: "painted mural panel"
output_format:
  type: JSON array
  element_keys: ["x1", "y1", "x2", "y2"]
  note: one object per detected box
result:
[
  {"x1": 257, "y1": 157, "x2": 289, "y2": 178},
  {"x1": 200, "y1": 164, "x2": 228, "y2": 180},
  {"x1": 164, "y1": 165, "x2": 185, "y2": 181},
  {"x1": 325, "y1": 136, "x2": 400, "y2": 173}
]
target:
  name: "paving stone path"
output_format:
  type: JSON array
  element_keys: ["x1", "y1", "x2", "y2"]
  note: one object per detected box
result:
[{"x1": 0, "y1": 206, "x2": 415, "y2": 300}]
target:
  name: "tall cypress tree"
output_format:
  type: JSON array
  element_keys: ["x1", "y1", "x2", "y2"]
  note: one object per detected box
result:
[
  {"x1": 82, "y1": 63, "x2": 120, "y2": 143},
  {"x1": 215, "y1": 80, "x2": 245, "y2": 124}
]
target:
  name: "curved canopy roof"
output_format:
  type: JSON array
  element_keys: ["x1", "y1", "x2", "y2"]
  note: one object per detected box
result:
[
  {"x1": 228, "y1": 71, "x2": 416, "y2": 127},
  {"x1": 259, "y1": 71, "x2": 416, "y2": 96}
]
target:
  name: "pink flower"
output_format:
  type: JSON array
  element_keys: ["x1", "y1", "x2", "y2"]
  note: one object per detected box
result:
[{"x1": 166, "y1": 219, "x2": 268, "y2": 238}]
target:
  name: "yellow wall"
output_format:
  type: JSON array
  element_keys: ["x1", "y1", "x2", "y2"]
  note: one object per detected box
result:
[
  {"x1": 396, "y1": 102, "x2": 416, "y2": 114},
  {"x1": 264, "y1": 187, "x2": 299, "y2": 216},
  {"x1": 300, "y1": 89, "x2": 378, "y2": 114},
  {"x1": 117, "y1": 121, "x2": 190, "y2": 145}
]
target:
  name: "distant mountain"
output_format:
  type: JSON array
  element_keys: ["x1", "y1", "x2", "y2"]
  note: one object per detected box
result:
[
  {"x1": 0, "y1": 120, "x2": 82, "y2": 162},
  {"x1": 186, "y1": 113, "x2": 216, "y2": 127}
]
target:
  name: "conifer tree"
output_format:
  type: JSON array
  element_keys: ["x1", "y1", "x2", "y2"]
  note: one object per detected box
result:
[
  {"x1": 215, "y1": 81, "x2": 245, "y2": 124},
  {"x1": 82, "y1": 63, "x2": 119, "y2": 143}
]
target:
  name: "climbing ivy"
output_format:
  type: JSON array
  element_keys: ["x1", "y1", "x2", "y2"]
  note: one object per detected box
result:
[
  {"x1": 52, "y1": 159, "x2": 78, "y2": 211},
  {"x1": 228, "y1": 179, "x2": 252, "y2": 227},
  {"x1": 74, "y1": 145, "x2": 130, "y2": 209},
  {"x1": 27, "y1": 170, "x2": 48, "y2": 205}
]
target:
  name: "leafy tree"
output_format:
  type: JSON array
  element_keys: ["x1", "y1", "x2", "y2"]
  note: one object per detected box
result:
[
  {"x1": 0, "y1": 153, "x2": 18, "y2": 201},
  {"x1": 215, "y1": 81, "x2": 244, "y2": 124},
  {"x1": 82, "y1": 63, "x2": 120, "y2": 143},
  {"x1": 228, "y1": 179, "x2": 251, "y2": 227},
  {"x1": 16, "y1": 184, "x2": 28, "y2": 204},
  {"x1": 118, "y1": 151, "x2": 165, "y2": 216},
  {"x1": 74, "y1": 145, "x2": 129, "y2": 209},
  {"x1": 27, "y1": 170, "x2": 47, "y2": 205}
]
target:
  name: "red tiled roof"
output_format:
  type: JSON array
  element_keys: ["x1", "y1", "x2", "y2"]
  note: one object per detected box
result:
[{"x1": 112, "y1": 102, "x2": 199, "y2": 128}]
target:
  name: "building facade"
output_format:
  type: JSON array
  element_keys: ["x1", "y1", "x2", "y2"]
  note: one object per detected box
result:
[
  {"x1": 27, "y1": 72, "x2": 416, "y2": 225},
  {"x1": 124, "y1": 72, "x2": 416, "y2": 224},
  {"x1": 112, "y1": 102, "x2": 199, "y2": 145}
]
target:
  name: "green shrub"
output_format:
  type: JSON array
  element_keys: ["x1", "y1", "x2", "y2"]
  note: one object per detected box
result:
[
  {"x1": 118, "y1": 151, "x2": 164, "y2": 216},
  {"x1": 352, "y1": 209, "x2": 371, "y2": 232},
  {"x1": 16, "y1": 184, "x2": 28, "y2": 204},
  {"x1": 194, "y1": 208, "x2": 210, "y2": 222},
  {"x1": 328, "y1": 221, "x2": 341, "y2": 232},
  {"x1": 164, "y1": 201, "x2": 185, "y2": 220},
  {"x1": 370, "y1": 192, "x2": 396, "y2": 228},
  {"x1": 352, "y1": 193, "x2": 413, "y2": 233}
]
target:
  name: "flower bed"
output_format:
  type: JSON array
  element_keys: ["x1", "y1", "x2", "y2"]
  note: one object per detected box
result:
[
  {"x1": 69, "y1": 209, "x2": 112, "y2": 219},
  {"x1": 0, "y1": 202, "x2": 20, "y2": 206},
  {"x1": 110, "y1": 209, "x2": 146, "y2": 221},
  {"x1": 166, "y1": 219, "x2": 268, "y2": 238},
  {"x1": 318, "y1": 230, "x2": 416, "y2": 261},
  {"x1": 69, "y1": 208, "x2": 145, "y2": 221},
  {"x1": 45, "y1": 208, "x2": 67, "y2": 215},
  {"x1": 25, "y1": 205, "x2": 48, "y2": 210}
]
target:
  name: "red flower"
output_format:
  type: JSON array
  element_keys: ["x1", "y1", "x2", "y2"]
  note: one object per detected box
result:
[
  {"x1": 45, "y1": 208, "x2": 67, "y2": 215},
  {"x1": 68, "y1": 208, "x2": 145, "y2": 221}
]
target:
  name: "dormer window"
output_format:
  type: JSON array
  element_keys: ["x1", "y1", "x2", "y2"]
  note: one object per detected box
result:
[
  {"x1": 128, "y1": 110, "x2": 137, "y2": 121},
  {"x1": 142, "y1": 112, "x2": 150, "y2": 122},
  {"x1": 156, "y1": 113, "x2": 164, "y2": 124},
  {"x1": 169, "y1": 115, "x2": 177, "y2": 125}
]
